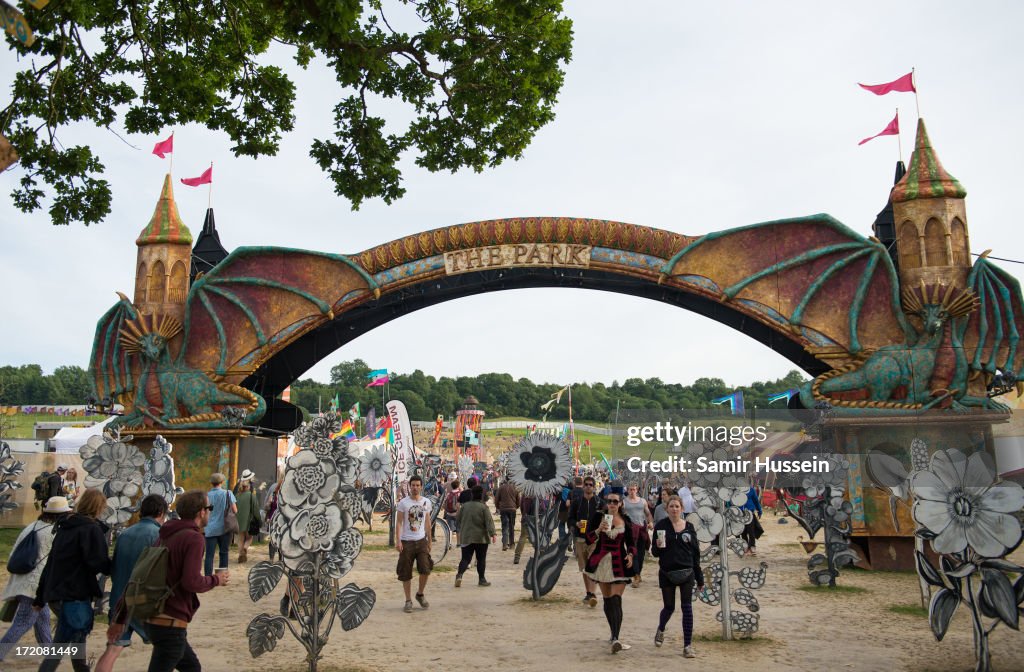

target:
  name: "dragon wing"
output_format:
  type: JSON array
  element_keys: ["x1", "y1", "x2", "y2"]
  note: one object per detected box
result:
[
  {"x1": 179, "y1": 247, "x2": 380, "y2": 380},
  {"x1": 88, "y1": 294, "x2": 139, "y2": 406},
  {"x1": 959, "y1": 255, "x2": 1024, "y2": 380},
  {"x1": 659, "y1": 214, "x2": 913, "y2": 358}
]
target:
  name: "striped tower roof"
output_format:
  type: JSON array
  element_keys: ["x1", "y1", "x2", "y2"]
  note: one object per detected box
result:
[
  {"x1": 892, "y1": 118, "x2": 966, "y2": 203},
  {"x1": 136, "y1": 174, "x2": 193, "y2": 245}
]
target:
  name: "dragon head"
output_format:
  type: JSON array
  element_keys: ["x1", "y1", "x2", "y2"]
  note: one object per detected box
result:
[
  {"x1": 119, "y1": 314, "x2": 183, "y2": 363},
  {"x1": 901, "y1": 282, "x2": 979, "y2": 335}
]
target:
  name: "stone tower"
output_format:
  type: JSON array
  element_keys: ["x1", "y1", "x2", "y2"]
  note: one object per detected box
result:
[
  {"x1": 891, "y1": 119, "x2": 971, "y2": 289},
  {"x1": 133, "y1": 174, "x2": 193, "y2": 322}
]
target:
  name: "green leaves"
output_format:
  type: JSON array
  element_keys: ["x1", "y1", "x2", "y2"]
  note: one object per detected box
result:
[{"x1": 3, "y1": 0, "x2": 573, "y2": 225}]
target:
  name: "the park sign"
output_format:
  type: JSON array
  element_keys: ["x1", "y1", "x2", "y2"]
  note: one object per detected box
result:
[
  {"x1": 1, "y1": 0, "x2": 48, "y2": 47},
  {"x1": 444, "y1": 242, "x2": 591, "y2": 275}
]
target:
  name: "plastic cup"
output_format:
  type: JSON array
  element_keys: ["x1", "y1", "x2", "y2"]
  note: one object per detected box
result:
[
  {"x1": 657, "y1": 530, "x2": 666, "y2": 548},
  {"x1": 604, "y1": 514, "x2": 614, "y2": 529},
  {"x1": 579, "y1": 520, "x2": 588, "y2": 534}
]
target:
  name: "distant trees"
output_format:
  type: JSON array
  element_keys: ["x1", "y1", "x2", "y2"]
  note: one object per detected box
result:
[{"x1": 0, "y1": 361, "x2": 809, "y2": 422}]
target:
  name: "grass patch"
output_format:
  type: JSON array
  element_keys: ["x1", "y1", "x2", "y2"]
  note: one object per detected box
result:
[
  {"x1": 843, "y1": 565, "x2": 916, "y2": 575},
  {"x1": 798, "y1": 584, "x2": 868, "y2": 594},
  {"x1": 362, "y1": 544, "x2": 393, "y2": 552},
  {"x1": 889, "y1": 604, "x2": 928, "y2": 617},
  {"x1": 0, "y1": 527, "x2": 20, "y2": 559},
  {"x1": 431, "y1": 565, "x2": 455, "y2": 573},
  {"x1": 3, "y1": 413, "x2": 106, "y2": 439},
  {"x1": 693, "y1": 633, "x2": 773, "y2": 644},
  {"x1": 515, "y1": 594, "x2": 574, "y2": 605}
]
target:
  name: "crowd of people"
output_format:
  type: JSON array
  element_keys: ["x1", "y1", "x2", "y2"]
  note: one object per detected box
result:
[
  {"x1": 403, "y1": 468, "x2": 763, "y2": 656},
  {"x1": 0, "y1": 468, "x2": 275, "y2": 671},
  {"x1": 3, "y1": 460, "x2": 763, "y2": 666}
]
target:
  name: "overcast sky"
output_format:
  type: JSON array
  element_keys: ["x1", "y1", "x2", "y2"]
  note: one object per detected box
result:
[{"x1": 2, "y1": 2, "x2": 1023, "y2": 393}]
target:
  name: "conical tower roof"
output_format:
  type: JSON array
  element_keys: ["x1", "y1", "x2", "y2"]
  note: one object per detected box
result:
[
  {"x1": 892, "y1": 119, "x2": 966, "y2": 203},
  {"x1": 190, "y1": 207, "x2": 229, "y2": 281},
  {"x1": 136, "y1": 174, "x2": 193, "y2": 245}
]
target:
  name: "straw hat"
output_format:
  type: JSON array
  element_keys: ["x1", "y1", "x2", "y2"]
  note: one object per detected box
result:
[
  {"x1": 43, "y1": 496, "x2": 72, "y2": 513},
  {"x1": 239, "y1": 469, "x2": 255, "y2": 482}
]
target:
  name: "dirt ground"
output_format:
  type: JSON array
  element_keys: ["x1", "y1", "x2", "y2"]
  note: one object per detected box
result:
[{"x1": 4, "y1": 510, "x2": 1024, "y2": 672}]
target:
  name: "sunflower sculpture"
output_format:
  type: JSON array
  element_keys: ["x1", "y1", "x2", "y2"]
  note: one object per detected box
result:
[{"x1": 507, "y1": 433, "x2": 573, "y2": 599}]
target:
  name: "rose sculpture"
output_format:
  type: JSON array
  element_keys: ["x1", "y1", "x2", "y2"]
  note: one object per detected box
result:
[{"x1": 247, "y1": 411, "x2": 375, "y2": 672}]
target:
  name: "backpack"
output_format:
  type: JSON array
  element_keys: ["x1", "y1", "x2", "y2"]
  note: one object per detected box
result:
[
  {"x1": 31, "y1": 472, "x2": 51, "y2": 502},
  {"x1": 6, "y1": 523, "x2": 48, "y2": 574},
  {"x1": 121, "y1": 529, "x2": 188, "y2": 622},
  {"x1": 443, "y1": 491, "x2": 458, "y2": 515}
]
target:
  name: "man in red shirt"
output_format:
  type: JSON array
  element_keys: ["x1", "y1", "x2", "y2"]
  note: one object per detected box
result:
[{"x1": 109, "y1": 490, "x2": 229, "y2": 672}]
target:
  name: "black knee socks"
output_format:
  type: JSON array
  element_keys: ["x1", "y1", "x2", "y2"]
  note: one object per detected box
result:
[{"x1": 603, "y1": 595, "x2": 623, "y2": 639}]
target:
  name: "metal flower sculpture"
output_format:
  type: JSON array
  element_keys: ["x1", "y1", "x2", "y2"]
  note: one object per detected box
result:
[
  {"x1": 142, "y1": 435, "x2": 184, "y2": 507},
  {"x1": 0, "y1": 441, "x2": 25, "y2": 515},
  {"x1": 683, "y1": 442, "x2": 767, "y2": 641},
  {"x1": 783, "y1": 454, "x2": 859, "y2": 586},
  {"x1": 357, "y1": 445, "x2": 392, "y2": 488},
  {"x1": 80, "y1": 431, "x2": 145, "y2": 530},
  {"x1": 457, "y1": 454, "x2": 475, "y2": 483},
  {"x1": 694, "y1": 560, "x2": 768, "y2": 638},
  {"x1": 247, "y1": 411, "x2": 374, "y2": 672},
  {"x1": 910, "y1": 448, "x2": 1024, "y2": 672},
  {"x1": 507, "y1": 433, "x2": 573, "y2": 599}
]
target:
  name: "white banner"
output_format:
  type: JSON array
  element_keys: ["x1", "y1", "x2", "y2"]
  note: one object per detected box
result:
[{"x1": 386, "y1": 399, "x2": 417, "y2": 486}]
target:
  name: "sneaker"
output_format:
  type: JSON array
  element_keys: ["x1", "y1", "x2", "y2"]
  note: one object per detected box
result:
[
  {"x1": 415, "y1": 593, "x2": 429, "y2": 609},
  {"x1": 611, "y1": 640, "x2": 623, "y2": 654},
  {"x1": 403, "y1": 600, "x2": 413, "y2": 613},
  {"x1": 587, "y1": 593, "x2": 598, "y2": 608},
  {"x1": 683, "y1": 645, "x2": 696, "y2": 658},
  {"x1": 619, "y1": 642, "x2": 632, "y2": 651},
  {"x1": 654, "y1": 630, "x2": 664, "y2": 647},
  {"x1": 455, "y1": 574, "x2": 463, "y2": 588},
  {"x1": 478, "y1": 579, "x2": 491, "y2": 587},
  {"x1": 513, "y1": 556, "x2": 521, "y2": 565},
  {"x1": 750, "y1": 549, "x2": 757, "y2": 557}
]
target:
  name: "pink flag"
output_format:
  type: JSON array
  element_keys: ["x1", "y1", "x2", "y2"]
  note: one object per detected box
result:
[
  {"x1": 152, "y1": 134, "x2": 173, "y2": 159},
  {"x1": 181, "y1": 166, "x2": 212, "y2": 187},
  {"x1": 858, "y1": 72, "x2": 915, "y2": 96},
  {"x1": 858, "y1": 113, "x2": 899, "y2": 146}
]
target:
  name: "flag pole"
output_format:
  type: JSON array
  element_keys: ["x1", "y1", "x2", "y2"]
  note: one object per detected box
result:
[
  {"x1": 896, "y1": 107, "x2": 903, "y2": 163},
  {"x1": 912, "y1": 67, "x2": 920, "y2": 118},
  {"x1": 207, "y1": 162, "x2": 213, "y2": 208},
  {"x1": 169, "y1": 132, "x2": 174, "y2": 175}
]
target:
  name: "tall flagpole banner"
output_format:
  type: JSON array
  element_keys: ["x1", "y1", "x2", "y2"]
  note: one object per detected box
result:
[{"x1": 386, "y1": 399, "x2": 416, "y2": 486}]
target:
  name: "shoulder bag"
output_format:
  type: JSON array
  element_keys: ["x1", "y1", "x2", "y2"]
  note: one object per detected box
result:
[{"x1": 222, "y1": 491, "x2": 239, "y2": 534}]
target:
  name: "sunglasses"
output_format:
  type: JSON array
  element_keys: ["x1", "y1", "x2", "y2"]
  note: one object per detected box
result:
[
  {"x1": 204, "y1": 505, "x2": 214, "y2": 511},
  {"x1": 606, "y1": 499, "x2": 621, "y2": 504},
  {"x1": 584, "y1": 483, "x2": 595, "y2": 487}
]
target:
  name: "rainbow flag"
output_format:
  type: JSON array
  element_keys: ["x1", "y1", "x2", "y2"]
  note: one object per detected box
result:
[
  {"x1": 375, "y1": 414, "x2": 394, "y2": 443},
  {"x1": 339, "y1": 419, "x2": 357, "y2": 440},
  {"x1": 366, "y1": 369, "x2": 389, "y2": 387}
]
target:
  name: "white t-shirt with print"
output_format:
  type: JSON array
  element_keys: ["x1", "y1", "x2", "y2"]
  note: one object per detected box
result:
[{"x1": 397, "y1": 496, "x2": 432, "y2": 541}]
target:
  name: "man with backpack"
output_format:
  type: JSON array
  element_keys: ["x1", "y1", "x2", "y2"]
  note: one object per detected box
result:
[
  {"x1": 443, "y1": 479, "x2": 461, "y2": 536},
  {"x1": 108, "y1": 490, "x2": 229, "y2": 672},
  {"x1": 96, "y1": 494, "x2": 169, "y2": 672}
]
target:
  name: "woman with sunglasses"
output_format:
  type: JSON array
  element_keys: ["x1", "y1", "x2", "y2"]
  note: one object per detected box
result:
[
  {"x1": 582, "y1": 494, "x2": 636, "y2": 653},
  {"x1": 651, "y1": 495, "x2": 704, "y2": 658}
]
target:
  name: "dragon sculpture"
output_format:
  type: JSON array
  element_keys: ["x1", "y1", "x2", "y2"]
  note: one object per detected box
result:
[
  {"x1": 89, "y1": 247, "x2": 381, "y2": 431},
  {"x1": 660, "y1": 217, "x2": 1024, "y2": 416}
]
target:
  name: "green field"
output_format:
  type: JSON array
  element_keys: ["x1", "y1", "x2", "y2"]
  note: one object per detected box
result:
[{"x1": 1, "y1": 413, "x2": 105, "y2": 439}]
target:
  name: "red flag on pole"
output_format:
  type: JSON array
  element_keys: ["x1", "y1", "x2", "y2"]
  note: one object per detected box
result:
[
  {"x1": 152, "y1": 134, "x2": 173, "y2": 159},
  {"x1": 180, "y1": 165, "x2": 212, "y2": 187},
  {"x1": 858, "y1": 72, "x2": 915, "y2": 96},
  {"x1": 858, "y1": 113, "x2": 900, "y2": 146}
]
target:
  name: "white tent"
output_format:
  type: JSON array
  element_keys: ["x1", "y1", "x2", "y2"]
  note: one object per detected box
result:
[{"x1": 51, "y1": 416, "x2": 117, "y2": 454}]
